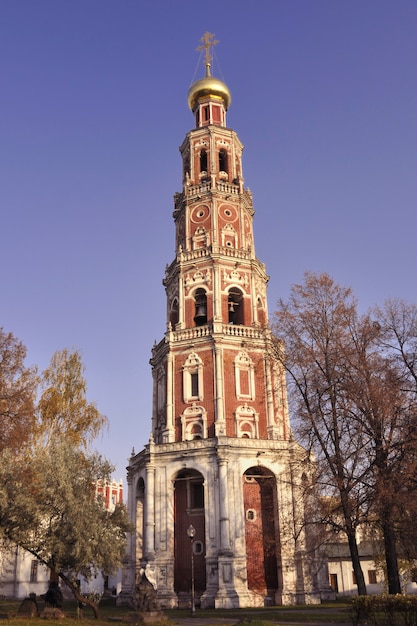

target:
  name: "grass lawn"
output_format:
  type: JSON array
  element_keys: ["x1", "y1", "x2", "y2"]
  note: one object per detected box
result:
[{"x1": 0, "y1": 597, "x2": 353, "y2": 626}]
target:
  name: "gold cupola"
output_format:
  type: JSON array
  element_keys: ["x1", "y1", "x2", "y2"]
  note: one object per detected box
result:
[
  {"x1": 187, "y1": 72, "x2": 231, "y2": 112},
  {"x1": 187, "y1": 32, "x2": 231, "y2": 118}
]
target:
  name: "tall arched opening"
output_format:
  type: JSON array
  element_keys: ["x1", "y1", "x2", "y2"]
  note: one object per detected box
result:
[
  {"x1": 243, "y1": 467, "x2": 282, "y2": 603},
  {"x1": 174, "y1": 469, "x2": 206, "y2": 603}
]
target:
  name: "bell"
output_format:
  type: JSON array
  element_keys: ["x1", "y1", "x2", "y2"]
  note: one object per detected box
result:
[
  {"x1": 194, "y1": 304, "x2": 207, "y2": 321},
  {"x1": 228, "y1": 301, "x2": 236, "y2": 312}
]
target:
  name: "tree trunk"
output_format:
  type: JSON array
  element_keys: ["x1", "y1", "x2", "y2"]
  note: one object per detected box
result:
[
  {"x1": 382, "y1": 516, "x2": 401, "y2": 595},
  {"x1": 345, "y1": 524, "x2": 367, "y2": 595},
  {"x1": 58, "y1": 572, "x2": 100, "y2": 619}
]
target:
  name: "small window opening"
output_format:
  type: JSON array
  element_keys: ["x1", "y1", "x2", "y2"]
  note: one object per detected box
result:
[
  {"x1": 190, "y1": 481, "x2": 204, "y2": 509},
  {"x1": 228, "y1": 288, "x2": 243, "y2": 324},
  {"x1": 194, "y1": 288, "x2": 207, "y2": 326},
  {"x1": 191, "y1": 372, "x2": 199, "y2": 397},
  {"x1": 219, "y1": 149, "x2": 228, "y2": 173},
  {"x1": 200, "y1": 149, "x2": 207, "y2": 173},
  {"x1": 203, "y1": 106, "x2": 210, "y2": 122},
  {"x1": 30, "y1": 560, "x2": 38, "y2": 583},
  {"x1": 330, "y1": 573, "x2": 339, "y2": 592},
  {"x1": 170, "y1": 299, "x2": 179, "y2": 328}
]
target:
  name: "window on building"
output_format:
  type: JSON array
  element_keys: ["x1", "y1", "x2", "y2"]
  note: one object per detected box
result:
[
  {"x1": 352, "y1": 571, "x2": 357, "y2": 585},
  {"x1": 30, "y1": 560, "x2": 38, "y2": 583},
  {"x1": 257, "y1": 296, "x2": 266, "y2": 326},
  {"x1": 246, "y1": 509, "x2": 256, "y2": 521},
  {"x1": 183, "y1": 352, "x2": 203, "y2": 403},
  {"x1": 170, "y1": 298, "x2": 179, "y2": 328},
  {"x1": 234, "y1": 351, "x2": 255, "y2": 400},
  {"x1": 219, "y1": 149, "x2": 228, "y2": 173},
  {"x1": 212, "y1": 106, "x2": 221, "y2": 124},
  {"x1": 194, "y1": 288, "x2": 207, "y2": 326},
  {"x1": 329, "y1": 573, "x2": 339, "y2": 592},
  {"x1": 191, "y1": 372, "x2": 199, "y2": 397},
  {"x1": 368, "y1": 570, "x2": 377, "y2": 584},
  {"x1": 228, "y1": 288, "x2": 243, "y2": 325},
  {"x1": 200, "y1": 149, "x2": 207, "y2": 173},
  {"x1": 190, "y1": 480, "x2": 204, "y2": 510},
  {"x1": 193, "y1": 540, "x2": 204, "y2": 555}
]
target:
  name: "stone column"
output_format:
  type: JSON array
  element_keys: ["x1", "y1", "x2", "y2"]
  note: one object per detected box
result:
[
  {"x1": 214, "y1": 343, "x2": 225, "y2": 434},
  {"x1": 165, "y1": 352, "x2": 174, "y2": 442},
  {"x1": 144, "y1": 453, "x2": 156, "y2": 558},
  {"x1": 218, "y1": 457, "x2": 231, "y2": 552}
]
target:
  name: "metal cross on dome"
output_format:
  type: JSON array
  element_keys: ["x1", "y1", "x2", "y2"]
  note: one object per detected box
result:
[{"x1": 197, "y1": 32, "x2": 219, "y2": 70}]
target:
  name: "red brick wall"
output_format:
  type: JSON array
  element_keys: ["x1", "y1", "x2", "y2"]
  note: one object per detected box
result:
[{"x1": 243, "y1": 472, "x2": 279, "y2": 594}]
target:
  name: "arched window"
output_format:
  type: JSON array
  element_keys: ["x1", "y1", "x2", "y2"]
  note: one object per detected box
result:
[
  {"x1": 257, "y1": 296, "x2": 266, "y2": 326},
  {"x1": 136, "y1": 477, "x2": 145, "y2": 558},
  {"x1": 228, "y1": 287, "x2": 244, "y2": 325},
  {"x1": 170, "y1": 298, "x2": 179, "y2": 328},
  {"x1": 183, "y1": 154, "x2": 190, "y2": 180},
  {"x1": 200, "y1": 149, "x2": 207, "y2": 174},
  {"x1": 219, "y1": 149, "x2": 228, "y2": 173},
  {"x1": 194, "y1": 288, "x2": 207, "y2": 326}
]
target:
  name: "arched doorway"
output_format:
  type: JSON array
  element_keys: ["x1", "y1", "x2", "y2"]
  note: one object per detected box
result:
[
  {"x1": 173, "y1": 469, "x2": 206, "y2": 601},
  {"x1": 243, "y1": 467, "x2": 282, "y2": 602}
]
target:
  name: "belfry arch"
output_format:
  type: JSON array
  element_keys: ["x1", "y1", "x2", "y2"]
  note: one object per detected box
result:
[
  {"x1": 173, "y1": 469, "x2": 206, "y2": 601},
  {"x1": 243, "y1": 467, "x2": 282, "y2": 603}
]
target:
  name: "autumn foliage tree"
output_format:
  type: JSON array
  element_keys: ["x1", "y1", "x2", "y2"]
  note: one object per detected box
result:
[
  {"x1": 273, "y1": 273, "x2": 417, "y2": 595},
  {"x1": 0, "y1": 340, "x2": 131, "y2": 618},
  {"x1": 37, "y1": 348, "x2": 107, "y2": 449},
  {"x1": 0, "y1": 328, "x2": 38, "y2": 453},
  {"x1": 272, "y1": 273, "x2": 369, "y2": 595}
]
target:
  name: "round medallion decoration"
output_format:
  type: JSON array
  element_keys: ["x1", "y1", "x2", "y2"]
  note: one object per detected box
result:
[
  {"x1": 219, "y1": 204, "x2": 237, "y2": 222},
  {"x1": 191, "y1": 205, "x2": 209, "y2": 223}
]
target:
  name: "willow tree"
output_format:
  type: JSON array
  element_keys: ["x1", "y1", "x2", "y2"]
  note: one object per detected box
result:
[
  {"x1": 1, "y1": 442, "x2": 131, "y2": 618},
  {"x1": 0, "y1": 347, "x2": 130, "y2": 618}
]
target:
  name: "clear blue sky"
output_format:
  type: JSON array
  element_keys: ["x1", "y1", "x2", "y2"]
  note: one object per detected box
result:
[{"x1": 1, "y1": 1, "x2": 416, "y2": 482}]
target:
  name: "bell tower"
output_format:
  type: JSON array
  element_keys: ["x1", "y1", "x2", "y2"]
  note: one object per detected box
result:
[{"x1": 124, "y1": 34, "x2": 327, "y2": 609}]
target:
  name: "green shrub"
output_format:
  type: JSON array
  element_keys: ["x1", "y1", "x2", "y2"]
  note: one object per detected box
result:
[{"x1": 352, "y1": 594, "x2": 417, "y2": 626}]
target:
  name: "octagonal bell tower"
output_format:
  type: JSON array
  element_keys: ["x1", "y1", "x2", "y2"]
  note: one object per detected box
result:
[{"x1": 123, "y1": 33, "x2": 327, "y2": 609}]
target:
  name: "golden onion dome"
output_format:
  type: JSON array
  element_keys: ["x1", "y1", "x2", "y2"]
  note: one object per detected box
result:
[{"x1": 187, "y1": 74, "x2": 232, "y2": 111}]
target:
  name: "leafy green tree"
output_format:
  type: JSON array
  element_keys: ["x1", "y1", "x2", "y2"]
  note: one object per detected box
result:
[{"x1": 1, "y1": 443, "x2": 131, "y2": 618}]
